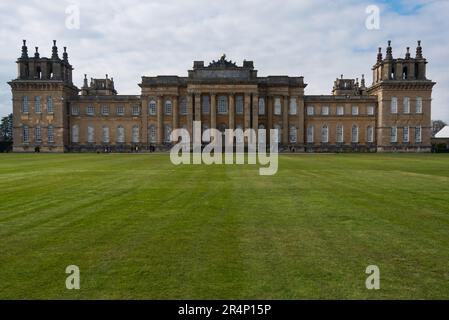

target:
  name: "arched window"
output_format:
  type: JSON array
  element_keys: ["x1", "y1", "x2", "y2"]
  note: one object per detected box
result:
[
  {"x1": 22, "y1": 96, "x2": 29, "y2": 113},
  {"x1": 102, "y1": 126, "x2": 110, "y2": 143},
  {"x1": 48, "y1": 125, "x2": 55, "y2": 143},
  {"x1": 273, "y1": 124, "x2": 281, "y2": 143},
  {"x1": 165, "y1": 100, "x2": 172, "y2": 115},
  {"x1": 416, "y1": 97, "x2": 423, "y2": 114},
  {"x1": 351, "y1": 125, "x2": 359, "y2": 143},
  {"x1": 179, "y1": 97, "x2": 187, "y2": 115},
  {"x1": 148, "y1": 125, "x2": 156, "y2": 143},
  {"x1": 22, "y1": 125, "x2": 29, "y2": 143},
  {"x1": 117, "y1": 125, "x2": 125, "y2": 143},
  {"x1": 148, "y1": 100, "x2": 157, "y2": 115},
  {"x1": 258, "y1": 98, "x2": 265, "y2": 115},
  {"x1": 321, "y1": 125, "x2": 329, "y2": 143},
  {"x1": 35, "y1": 96, "x2": 41, "y2": 113},
  {"x1": 289, "y1": 98, "x2": 297, "y2": 115},
  {"x1": 402, "y1": 66, "x2": 408, "y2": 80},
  {"x1": 217, "y1": 96, "x2": 228, "y2": 114},
  {"x1": 35, "y1": 126, "x2": 42, "y2": 142},
  {"x1": 201, "y1": 96, "x2": 210, "y2": 114},
  {"x1": 274, "y1": 98, "x2": 282, "y2": 115},
  {"x1": 72, "y1": 125, "x2": 79, "y2": 143},
  {"x1": 403, "y1": 97, "x2": 410, "y2": 114},
  {"x1": 403, "y1": 127, "x2": 409, "y2": 143},
  {"x1": 289, "y1": 126, "x2": 297, "y2": 143},
  {"x1": 415, "y1": 126, "x2": 422, "y2": 143},
  {"x1": 391, "y1": 97, "x2": 398, "y2": 114},
  {"x1": 367, "y1": 126, "x2": 374, "y2": 143},
  {"x1": 164, "y1": 124, "x2": 172, "y2": 143},
  {"x1": 390, "y1": 126, "x2": 397, "y2": 143},
  {"x1": 336, "y1": 124, "x2": 344, "y2": 143},
  {"x1": 87, "y1": 125, "x2": 94, "y2": 143},
  {"x1": 307, "y1": 125, "x2": 314, "y2": 143},
  {"x1": 132, "y1": 125, "x2": 139, "y2": 143},
  {"x1": 47, "y1": 96, "x2": 54, "y2": 114}
]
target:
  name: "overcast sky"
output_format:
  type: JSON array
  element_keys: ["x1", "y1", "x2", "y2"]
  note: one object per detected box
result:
[{"x1": 0, "y1": 0, "x2": 448, "y2": 121}]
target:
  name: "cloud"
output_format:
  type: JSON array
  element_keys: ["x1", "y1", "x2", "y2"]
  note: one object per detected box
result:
[{"x1": 0, "y1": 0, "x2": 448, "y2": 122}]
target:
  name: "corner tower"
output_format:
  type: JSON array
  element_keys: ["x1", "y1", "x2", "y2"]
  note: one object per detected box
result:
[
  {"x1": 368, "y1": 41, "x2": 436, "y2": 152},
  {"x1": 8, "y1": 40, "x2": 78, "y2": 152}
]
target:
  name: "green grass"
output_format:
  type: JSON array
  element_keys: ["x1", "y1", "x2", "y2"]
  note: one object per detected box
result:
[{"x1": 0, "y1": 153, "x2": 448, "y2": 299}]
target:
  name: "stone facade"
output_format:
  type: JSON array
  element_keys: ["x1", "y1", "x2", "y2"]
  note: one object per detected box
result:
[{"x1": 8, "y1": 41, "x2": 435, "y2": 153}]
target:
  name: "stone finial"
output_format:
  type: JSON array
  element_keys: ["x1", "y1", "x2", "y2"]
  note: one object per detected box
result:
[
  {"x1": 83, "y1": 74, "x2": 88, "y2": 88},
  {"x1": 51, "y1": 40, "x2": 59, "y2": 59},
  {"x1": 63, "y1": 46, "x2": 68, "y2": 62},
  {"x1": 405, "y1": 47, "x2": 410, "y2": 59},
  {"x1": 377, "y1": 47, "x2": 382, "y2": 62},
  {"x1": 34, "y1": 47, "x2": 40, "y2": 59},
  {"x1": 386, "y1": 40, "x2": 393, "y2": 59},
  {"x1": 416, "y1": 40, "x2": 423, "y2": 59},
  {"x1": 21, "y1": 39, "x2": 28, "y2": 59},
  {"x1": 361, "y1": 74, "x2": 366, "y2": 87}
]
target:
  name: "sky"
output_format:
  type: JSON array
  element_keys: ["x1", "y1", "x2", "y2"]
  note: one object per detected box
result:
[{"x1": 0, "y1": 0, "x2": 448, "y2": 121}]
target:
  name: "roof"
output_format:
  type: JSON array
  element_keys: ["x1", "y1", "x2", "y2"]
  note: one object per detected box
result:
[{"x1": 435, "y1": 126, "x2": 449, "y2": 138}]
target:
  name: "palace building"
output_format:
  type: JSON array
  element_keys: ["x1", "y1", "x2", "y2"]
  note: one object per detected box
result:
[{"x1": 8, "y1": 40, "x2": 435, "y2": 152}]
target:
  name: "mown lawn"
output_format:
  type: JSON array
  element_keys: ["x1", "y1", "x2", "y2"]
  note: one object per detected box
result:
[{"x1": 0, "y1": 153, "x2": 448, "y2": 299}]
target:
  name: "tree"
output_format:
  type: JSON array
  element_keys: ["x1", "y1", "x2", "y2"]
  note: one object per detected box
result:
[
  {"x1": 0, "y1": 113, "x2": 13, "y2": 142},
  {"x1": 432, "y1": 120, "x2": 447, "y2": 137}
]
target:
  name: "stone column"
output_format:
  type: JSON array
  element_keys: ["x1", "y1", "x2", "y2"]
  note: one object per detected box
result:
[
  {"x1": 252, "y1": 93, "x2": 259, "y2": 130},
  {"x1": 228, "y1": 93, "x2": 235, "y2": 130},
  {"x1": 210, "y1": 92, "x2": 217, "y2": 142},
  {"x1": 282, "y1": 95, "x2": 289, "y2": 144},
  {"x1": 156, "y1": 95, "x2": 163, "y2": 144},
  {"x1": 244, "y1": 93, "x2": 251, "y2": 129},
  {"x1": 142, "y1": 97, "x2": 148, "y2": 144},
  {"x1": 194, "y1": 92, "x2": 201, "y2": 122},
  {"x1": 172, "y1": 95, "x2": 178, "y2": 131},
  {"x1": 187, "y1": 92, "x2": 193, "y2": 136}
]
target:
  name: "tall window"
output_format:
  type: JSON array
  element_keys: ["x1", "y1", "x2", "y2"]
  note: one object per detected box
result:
[
  {"x1": 164, "y1": 125, "x2": 172, "y2": 143},
  {"x1": 101, "y1": 105, "x2": 109, "y2": 116},
  {"x1": 179, "y1": 97, "x2": 187, "y2": 115},
  {"x1": 117, "y1": 125, "x2": 125, "y2": 143},
  {"x1": 87, "y1": 105, "x2": 95, "y2": 116},
  {"x1": 35, "y1": 96, "x2": 41, "y2": 113},
  {"x1": 352, "y1": 105, "x2": 359, "y2": 115},
  {"x1": 336, "y1": 125, "x2": 344, "y2": 143},
  {"x1": 390, "y1": 126, "x2": 397, "y2": 143},
  {"x1": 148, "y1": 100, "x2": 157, "y2": 115},
  {"x1": 321, "y1": 106, "x2": 329, "y2": 116},
  {"x1": 416, "y1": 97, "x2": 423, "y2": 114},
  {"x1": 22, "y1": 125, "x2": 29, "y2": 143},
  {"x1": 273, "y1": 124, "x2": 281, "y2": 143},
  {"x1": 289, "y1": 98, "x2": 297, "y2": 115},
  {"x1": 116, "y1": 106, "x2": 125, "y2": 116},
  {"x1": 258, "y1": 98, "x2": 265, "y2": 115},
  {"x1": 71, "y1": 105, "x2": 80, "y2": 116},
  {"x1": 87, "y1": 125, "x2": 94, "y2": 143},
  {"x1": 236, "y1": 96, "x2": 244, "y2": 115},
  {"x1": 48, "y1": 125, "x2": 54, "y2": 143},
  {"x1": 72, "y1": 125, "x2": 79, "y2": 143},
  {"x1": 307, "y1": 106, "x2": 314, "y2": 116},
  {"x1": 217, "y1": 95, "x2": 228, "y2": 114},
  {"x1": 165, "y1": 100, "x2": 172, "y2": 115},
  {"x1": 351, "y1": 125, "x2": 359, "y2": 143},
  {"x1": 367, "y1": 126, "x2": 374, "y2": 143},
  {"x1": 22, "y1": 96, "x2": 29, "y2": 113},
  {"x1": 102, "y1": 126, "x2": 109, "y2": 143},
  {"x1": 337, "y1": 106, "x2": 344, "y2": 116},
  {"x1": 35, "y1": 126, "x2": 42, "y2": 142},
  {"x1": 403, "y1": 126, "x2": 409, "y2": 143},
  {"x1": 391, "y1": 97, "x2": 398, "y2": 114},
  {"x1": 132, "y1": 125, "x2": 139, "y2": 143},
  {"x1": 307, "y1": 125, "x2": 314, "y2": 143},
  {"x1": 415, "y1": 126, "x2": 422, "y2": 143},
  {"x1": 289, "y1": 126, "x2": 297, "y2": 143},
  {"x1": 201, "y1": 96, "x2": 210, "y2": 114},
  {"x1": 148, "y1": 125, "x2": 156, "y2": 143},
  {"x1": 274, "y1": 98, "x2": 281, "y2": 115},
  {"x1": 403, "y1": 97, "x2": 410, "y2": 114},
  {"x1": 132, "y1": 105, "x2": 140, "y2": 116},
  {"x1": 367, "y1": 106, "x2": 374, "y2": 115},
  {"x1": 321, "y1": 125, "x2": 329, "y2": 143},
  {"x1": 47, "y1": 96, "x2": 54, "y2": 114}
]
